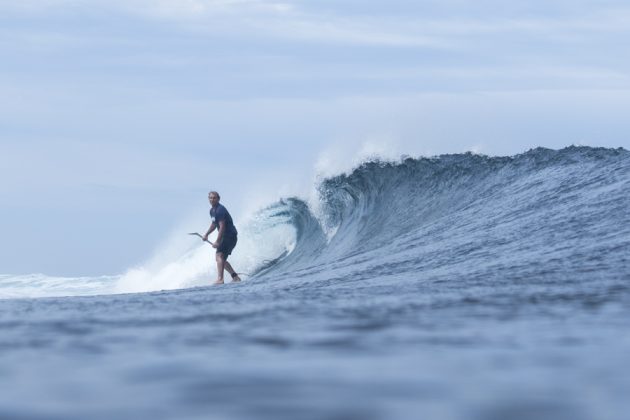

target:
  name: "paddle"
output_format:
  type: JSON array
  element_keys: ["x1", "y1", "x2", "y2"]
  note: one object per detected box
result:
[{"x1": 188, "y1": 232, "x2": 214, "y2": 246}]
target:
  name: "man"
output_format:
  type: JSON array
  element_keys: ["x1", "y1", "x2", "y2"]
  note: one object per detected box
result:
[{"x1": 202, "y1": 191, "x2": 241, "y2": 284}]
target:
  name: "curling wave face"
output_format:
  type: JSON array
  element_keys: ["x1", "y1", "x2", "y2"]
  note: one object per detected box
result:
[{"x1": 256, "y1": 146, "x2": 630, "y2": 296}]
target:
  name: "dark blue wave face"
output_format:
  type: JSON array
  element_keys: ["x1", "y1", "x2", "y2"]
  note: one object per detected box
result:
[{"x1": 258, "y1": 146, "x2": 630, "y2": 293}]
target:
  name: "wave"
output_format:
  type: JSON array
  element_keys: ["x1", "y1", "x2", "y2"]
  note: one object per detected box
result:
[
  {"x1": 256, "y1": 146, "x2": 630, "y2": 285},
  {"x1": 2, "y1": 146, "x2": 629, "y2": 298}
]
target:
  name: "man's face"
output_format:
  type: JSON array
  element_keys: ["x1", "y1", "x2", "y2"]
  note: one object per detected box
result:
[{"x1": 208, "y1": 193, "x2": 219, "y2": 206}]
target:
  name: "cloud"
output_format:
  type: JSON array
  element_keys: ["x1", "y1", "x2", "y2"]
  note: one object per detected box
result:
[
  {"x1": 3, "y1": 0, "x2": 630, "y2": 51},
  {"x1": 120, "y1": 0, "x2": 294, "y2": 18},
  {"x1": 117, "y1": 1, "x2": 630, "y2": 44}
]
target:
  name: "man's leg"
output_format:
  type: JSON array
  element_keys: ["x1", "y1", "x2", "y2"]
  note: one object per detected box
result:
[
  {"x1": 214, "y1": 252, "x2": 226, "y2": 284},
  {"x1": 222, "y1": 236, "x2": 241, "y2": 282},
  {"x1": 224, "y1": 261, "x2": 241, "y2": 282}
]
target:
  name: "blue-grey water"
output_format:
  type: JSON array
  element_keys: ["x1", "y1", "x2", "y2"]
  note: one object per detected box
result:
[{"x1": 1, "y1": 146, "x2": 629, "y2": 420}]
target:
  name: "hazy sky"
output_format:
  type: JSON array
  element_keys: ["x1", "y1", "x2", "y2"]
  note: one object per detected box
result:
[{"x1": 1, "y1": 0, "x2": 629, "y2": 276}]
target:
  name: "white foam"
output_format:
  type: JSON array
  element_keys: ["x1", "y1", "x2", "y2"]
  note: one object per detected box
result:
[
  {"x1": 0, "y1": 273, "x2": 118, "y2": 299},
  {"x1": 314, "y1": 138, "x2": 403, "y2": 179},
  {"x1": 114, "y1": 206, "x2": 296, "y2": 293}
]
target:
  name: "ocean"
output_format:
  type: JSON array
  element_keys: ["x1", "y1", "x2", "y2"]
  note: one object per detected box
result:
[{"x1": 1, "y1": 146, "x2": 629, "y2": 420}]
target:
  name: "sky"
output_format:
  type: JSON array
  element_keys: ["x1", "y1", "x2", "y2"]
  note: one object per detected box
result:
[{"x1": 1, "y1": 0, "x2": 629, "y2": 276}]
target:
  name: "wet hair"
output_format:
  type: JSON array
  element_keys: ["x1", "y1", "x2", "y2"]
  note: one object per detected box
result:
[{"x1": 209, "y1": 191, "x2": 221, "y2": 200}]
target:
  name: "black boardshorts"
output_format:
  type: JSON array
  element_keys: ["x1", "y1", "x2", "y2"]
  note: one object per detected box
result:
[{"x1": 217, "y1": 234, "x2": 237, "y2": 258}]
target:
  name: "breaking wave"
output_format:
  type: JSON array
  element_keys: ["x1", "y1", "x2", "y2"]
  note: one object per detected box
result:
[{"x1": 2, "y1": 146, "x2": 629, "y2": 299}]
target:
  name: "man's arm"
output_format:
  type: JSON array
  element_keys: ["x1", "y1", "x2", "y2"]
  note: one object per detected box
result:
[
  {"x1": 214, "y1": 220, "x2": 226, "y2": 248},
  {"x1": 202, "y1": 223, "x2": 216, "y2": 242}
]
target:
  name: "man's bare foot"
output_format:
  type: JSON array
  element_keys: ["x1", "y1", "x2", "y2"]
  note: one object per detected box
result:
[
  {"x1": 232, "y1": 275, "x2": 241, "y2": 282},
  {"x1": 213, "y1": 279, "x2": 224, "y2": 285}
]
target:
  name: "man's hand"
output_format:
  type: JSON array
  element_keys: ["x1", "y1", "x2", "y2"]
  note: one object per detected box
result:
[
  {"x1": 202, "y1": 233, "x2": 209, "y2": 242},
  {"x1": 211, "y1": 242, "x2": 218, "y2": 249}
]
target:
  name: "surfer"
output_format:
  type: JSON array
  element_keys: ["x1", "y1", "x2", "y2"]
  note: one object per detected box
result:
[{"x1": 202, "y1": 191, "x2": 241, "y2": 284}]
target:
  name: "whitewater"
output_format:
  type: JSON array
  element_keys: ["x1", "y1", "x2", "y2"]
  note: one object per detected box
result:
[{"x1": 1, "y1": 146, "x2": 629, "y2": 420}]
